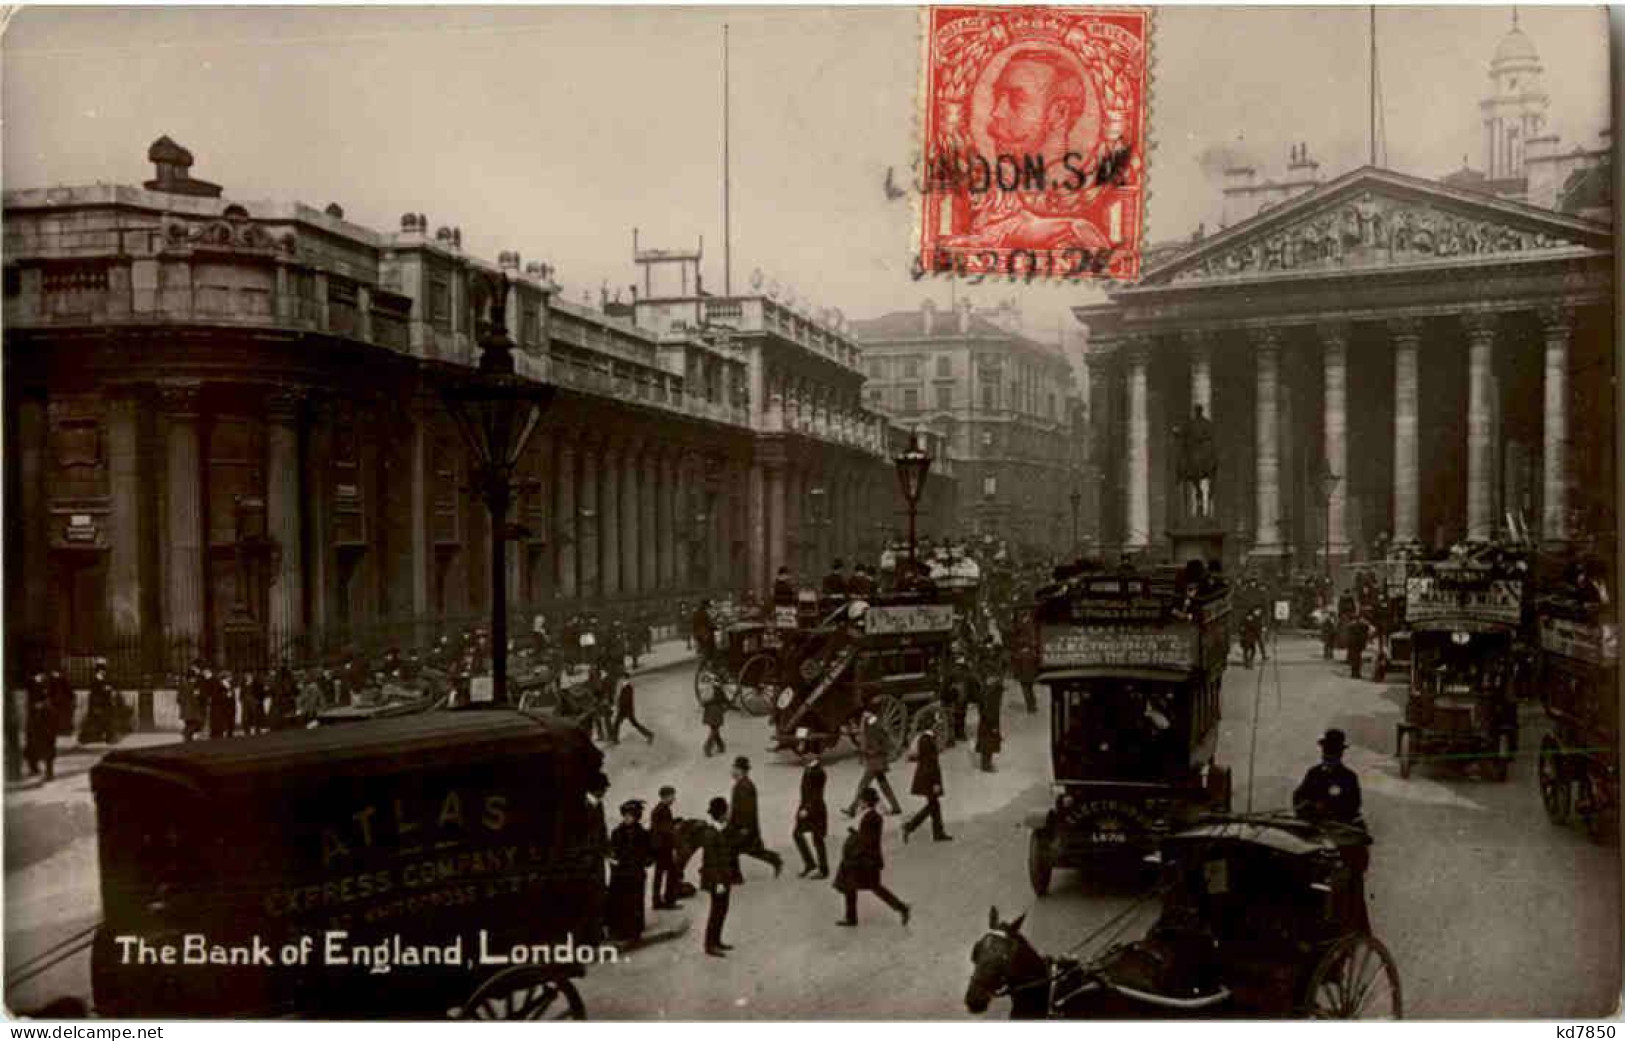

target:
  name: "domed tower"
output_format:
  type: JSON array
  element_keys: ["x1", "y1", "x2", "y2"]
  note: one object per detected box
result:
[{"x1": 1480, "y1": 11, "x2": 1549, "y2": 183}]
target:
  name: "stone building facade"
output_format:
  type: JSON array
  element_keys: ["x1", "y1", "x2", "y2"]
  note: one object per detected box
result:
[
  {"x1": 852, "y1": 300, "x2": 1085, "y2": 556},
  {"x1": 3, "y1": 139, "x2": 955, "y2": 678},
  {"x1": 1077, "y1": 165, "x2": 1613, "y2": 579}
]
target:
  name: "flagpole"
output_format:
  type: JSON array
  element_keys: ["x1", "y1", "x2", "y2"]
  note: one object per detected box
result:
[
  {"x1": 723, "y1": 23, "x2": 732, "y2": 297},
  {"x1": 1368, "y1": 6, "x2": 1376, "y2": 167}
]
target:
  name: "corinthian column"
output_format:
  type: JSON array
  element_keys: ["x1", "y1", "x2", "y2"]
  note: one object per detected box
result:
[
  {"x1": 554, "y1": 437, "x2": 578, "y2": 598},
  {"x1": 1462, "y1": 311, "x2": 1498, "y2": 540},
  {"x1": 600, "y1": 443, "x2": 622, "y2": 595},
  {"x1": 159, "y1": 382, "x2": 206, "y2": 652},
  {"x1": 1124, "y1": 339, "x2": 1151, "y2": 549},
  {"x1": 1182, "y1": 330, "x2": 1212, "y2": 414},
  {"x1": 106, "y1": 392, "x2": 145, "y2": 644},
  {"x1": 1251, "y1": 328, "x2": 1282, "y2": 554},
  {"x1": 266, "y1": 389, "x2": 306, "y2": 652},
  {"x1": 1539, "y1": 306, "x2": 1573, "y2": 547},
  {"x1": 641, "y1": 453, "x2": 659, "y2": 592},
  {"x1": 620, "y1": 443, "x2": 641, "y2": 595},
  {"x1": 1318, "y1": 322, "x2": 1350, "y2": 559},
  {"x1": 577, "y1": 441, "x2": 600, "y2": 597},
  {"x1": 1390, "y1": 318, "x2": 1421, "y2": 544}
]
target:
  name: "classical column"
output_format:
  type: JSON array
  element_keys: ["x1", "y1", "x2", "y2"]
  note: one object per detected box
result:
[
  {"x1": 1462, "y1": 311, "x2": 1498, "y2": 540},
  {"x1": 748, "y1": 462, "x2": 767, "y2": 593},
  {"x1": 1390, "y1": 318, "x2": 1421, "y2": 544},
  {"x1": 266, "y1": 389, "x2": 306, "y2": 652},
  {"x1": 106, "y1": 392, "x2": 146, "y2": 644},
  {"x1": 159, "y1": 382, "x2": 206, "y2": 652},
  {"x1": 639, "y1": 453, "x2": 658, "y2": 594},
  {"x1": 1086, "y1": 350, "x2": 1114, "y2": 549},
  {"x1": 766, "y1": 464, "x2": 786, "y2": 582},
  {"x1": 1124, "y1": 339, "x2": 1151, "y2": 549},
  {"x1": 655, "y1": 452, "x2": 674, "y2": 589},
  {"x1": 554, "y1": 437, "x2": 578, "y2": 599},
  {"x1": 1183, "y1": 330, "x2": 1212, "y2": 415},
  {"x1": 578, "y1": 441, "x2": 601, "y2": 597},
  {"x1": 1540, "y1": 305, "x2": 1574, "y2": 547},
  {"x1": 600, "y1": 443, "x2": 621, "y2": 596},
  {"x1": 1318, "y1": 322, "x2": 1350, "y2": 560},
  {"x1": 1251, "y1": 328, "x2": 1282, "y2": 555},
  {"x1": 409, "y1": 397, "x2": 433, "y2": 619},
  {"x1": 619, "y1": 444, "x2": 641, "y2": 595},
  {"x1": 305, "y1": 397, "x2": 332, "y2": 634}
]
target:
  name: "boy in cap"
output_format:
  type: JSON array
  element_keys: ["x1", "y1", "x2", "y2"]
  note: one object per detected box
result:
[
  {"x1": 699, "y1": 796, "x2": 734, "y2": 956},
  {"x1": 650, "y1": 786, "x2": 681, "y2": 909},
  {"x1": 612, "y1": 679, "x2": 654, "y2": 745}
]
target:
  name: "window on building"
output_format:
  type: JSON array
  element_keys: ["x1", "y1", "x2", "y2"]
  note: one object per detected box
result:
[
  {"x1": 868, "y1": 388, "x2": 883, "y2": 406},
  {"x1": 1009, "y1": 381, "x2": 1020, "y2": 411},
  {"x1": 936, "y1": 386, "x2": 952, "y2": 411},
  {"x1": 982, "y1": 384, "x2": 996, "y2": 410},
  {"x1": 429, "y1": 278, "x2": 451, "y2": 330},
  {"x1": 983, "y1": 475, "x2": 997, "y2": 499},
  {"x1": 868, "y1": 358, "x2": 884, "y2": 378},
  {"x1": 904, "y1": 357, "x2": 921, "y2": 379},
  {"x1": 936, "y1": 356, "x2": 952, "y2": 378},
  {"x1": 903, "y1": 388, "x2": 919, "y2": 412},
  {"x1": 981, "y1": 430, "x2": 994, "y2": 449}
]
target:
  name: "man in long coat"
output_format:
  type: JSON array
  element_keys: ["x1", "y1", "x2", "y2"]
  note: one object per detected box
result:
[
  {"x1": 975, "y1": 679, "x2": 1003, "y2": 772},
  {"x1": 607, "y1": 800, "x2": 652, "y2": 942},
  {"x1": 24, "y1": 672, "x2": 57, "y2": 781},
  {"x1": 727, "y1": 757, "x2": 783, "y2": 880},
  {"x1": 178, "y1": 662, "x2": 205, "y2": 742},
  {"x1": 79, "y1": 661, "x2": 117, "y2": 745},
  {"x1": 699, "y1": 796, "x2": 734, "y2": 957},
  {"x1": 834, "y1": 787, "x2": 911, "y2": 927},
  {"x1": 792, "y1": 750, "x2": 830, "y2": 877},
  {"x1": 902, "y1": 725, "x2": 951, "y2": 843}
]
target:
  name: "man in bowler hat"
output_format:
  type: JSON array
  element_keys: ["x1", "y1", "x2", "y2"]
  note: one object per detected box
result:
[
  {"x1": 793, "y1": 750, "x2": 830, "y2": 877},
  {"x1": 699, "y1": 796, "x2": 734, "y2": 956},
  {"x1": 727, "y1": 756, "x2": 784, "y2": 879},
  {"x1": 1293, "y1": 728, "x2": 1363, "y2": 824}
]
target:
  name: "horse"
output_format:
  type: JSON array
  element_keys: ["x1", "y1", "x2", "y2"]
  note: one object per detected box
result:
[{"x1": 966, "y1": 906, "x2": 1231, "y2": 1020}]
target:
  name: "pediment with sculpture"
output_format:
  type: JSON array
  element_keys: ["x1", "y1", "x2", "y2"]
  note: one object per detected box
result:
[{"x1": 1149, "y1": 174, "x2": 1608, "y2": 287}]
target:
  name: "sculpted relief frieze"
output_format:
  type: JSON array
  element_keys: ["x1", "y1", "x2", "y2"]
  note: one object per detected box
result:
[{"x1": 1169, "y1": 191, "x2": 1586, "y2": 284}]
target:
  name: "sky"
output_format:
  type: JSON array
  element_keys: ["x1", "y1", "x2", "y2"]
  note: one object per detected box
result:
[{"x1": 2, "y1": 5, "x2": 1611, "y2": 346}]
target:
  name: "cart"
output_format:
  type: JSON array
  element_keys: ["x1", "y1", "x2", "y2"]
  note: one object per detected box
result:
[
  {"x1": 967, "y1": 813, "x2": 1401, "y2": 1019},
  {"x1": 1393, "y1": 564, "x2": 1522, "y2": 781},
  {"x1": 768, "y1": 595, "x2": 955, "y2": 761},
  {"x1": 1026, "y1": 565, "x2": 1232, "y2": 894},
  {"x1": 88, "y1": 709, "x2": 607, "y2": 1019},
  {"x1": 693, "y1": 618, "x2": 786, "y2": 718},
  {"x1": 1535, "y1": 592, "x2": 1619, "y2": 842}
]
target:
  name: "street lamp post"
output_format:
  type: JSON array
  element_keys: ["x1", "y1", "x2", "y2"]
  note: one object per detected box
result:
[
  {"x1": 440, "y1": 274, "x2": 555, "y2": 705},
  {"x1": 893, "y1": 431, "x2": 932, "y2": 567},
  {"x1": 1316, "y1": 461, "x2": 1341, "y2": 580}
]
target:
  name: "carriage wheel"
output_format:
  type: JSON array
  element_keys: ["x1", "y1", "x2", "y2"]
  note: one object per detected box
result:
[
  {"x1": 1490, "y1": 732, "x2": 1513, "y2": 783},
  {"x1": 908, "y1": 703, "x2": 943, "y2": 747},
  {"x1": 1396, "y1": 730, "x2": 1414, "y2": 780},
  {"x1": 1538, "y1": 735, "x2": 1571, "y2": 824},
  {"x1": 1027, "y1": 829, "x2": 1054, "y2": 897},
  {"x1": 694, "y1": 661, "x2": 719, "y2": 706},
  {"x1": 1577, "y1": 765, "x2": 1617, "y2": 845},
  {"x1": 460, "y1": 967, "x2": 586, "y2": 1020},
  {"x1": 876, "y1": 695, "x2": 910, "y2": 761},
  {"x1": 735, "y1": 654, "x2": 777, "y2": 718},
  {"x1": 1302, "y1": 934, "x2": 1403, "y2": 1019}
]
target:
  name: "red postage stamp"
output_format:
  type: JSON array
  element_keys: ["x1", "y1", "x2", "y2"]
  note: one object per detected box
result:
[{"x1": 917, "y1": 6, "x2": 1151, "y2": 281}]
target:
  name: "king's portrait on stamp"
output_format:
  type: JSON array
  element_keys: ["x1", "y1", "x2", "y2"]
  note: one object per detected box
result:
[{"x1": 919, "y1": 6, "x2": 1150, "y2": 280}]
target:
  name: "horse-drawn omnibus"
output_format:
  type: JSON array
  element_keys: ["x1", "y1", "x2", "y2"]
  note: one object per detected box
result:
[
  {"x1": 1535, "y1": 588, "x2": 1618, "y2": 841},
  {"x1": 88, "y1": 709, "x2": 608, "y2": 1019},
  {"x1": 1026, "y1": 565, "x2": 1232, "y2": 894},
  {"x1": 768, "y1": 594, "x2": 955, "y2": 760},
  {"x1": 1394, "y1": 562, "x2": 1523, "y2": 780}
]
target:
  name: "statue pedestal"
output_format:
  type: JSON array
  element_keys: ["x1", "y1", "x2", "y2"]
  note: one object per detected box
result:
[{"x1": 1167, "y1": 526, "x2": 1226, "y2": 571}]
